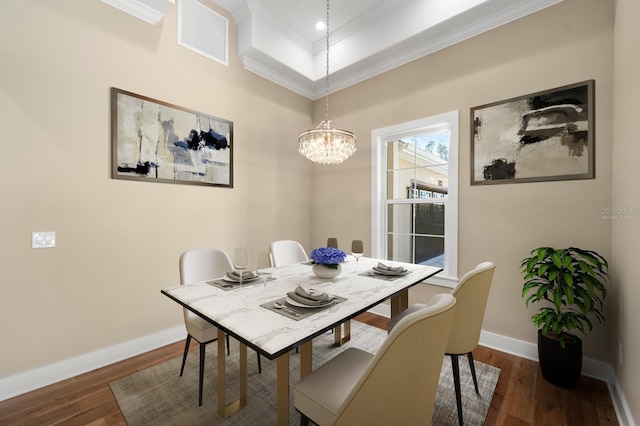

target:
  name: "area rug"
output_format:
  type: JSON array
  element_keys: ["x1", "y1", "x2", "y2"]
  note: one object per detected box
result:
[{"x1": 111, "y1": 322, "x2": 499, "y2": 425}]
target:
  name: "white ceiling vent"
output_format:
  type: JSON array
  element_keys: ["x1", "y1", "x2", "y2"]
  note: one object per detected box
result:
[{"x1": 178, "y1": 0, "x2": 229, "y2": 66}]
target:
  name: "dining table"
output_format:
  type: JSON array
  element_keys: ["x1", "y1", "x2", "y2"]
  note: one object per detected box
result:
[{"x1": 161, "y1": 256, "x2": 442, "y2": 425}]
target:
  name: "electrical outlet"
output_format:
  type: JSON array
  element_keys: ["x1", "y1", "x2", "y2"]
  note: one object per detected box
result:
[{"x1": 32, "y1": 231, "x2": 55, "y2": 248}]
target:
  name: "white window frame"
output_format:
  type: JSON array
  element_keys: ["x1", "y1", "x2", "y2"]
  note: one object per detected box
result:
[{"x1": 371, "y1": 111, "x2": 459, "y2": 287}]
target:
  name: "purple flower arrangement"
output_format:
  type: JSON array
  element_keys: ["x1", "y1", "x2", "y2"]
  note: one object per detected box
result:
[{"x1": 310, "y1": 247, "x2": 347, "y2": 269}]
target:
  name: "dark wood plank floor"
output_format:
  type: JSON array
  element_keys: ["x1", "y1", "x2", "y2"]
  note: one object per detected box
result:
[{"x1": 0, "y1": 313, "x2": 618, "y2": 425}]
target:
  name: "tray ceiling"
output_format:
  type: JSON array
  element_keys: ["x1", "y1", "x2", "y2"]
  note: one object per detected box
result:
[{"x1": 105, "y1": 0, "x2": 564, "y2": 99}]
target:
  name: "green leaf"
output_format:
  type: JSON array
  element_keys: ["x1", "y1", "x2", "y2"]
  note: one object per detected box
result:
[{"x1": 520, "y1": 246, "x2": 609, "y2": 338}]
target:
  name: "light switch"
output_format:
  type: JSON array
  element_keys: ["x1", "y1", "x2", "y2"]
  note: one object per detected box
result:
[{"x1": 32, "y1": 231, "x2": 56, "y2": 248}]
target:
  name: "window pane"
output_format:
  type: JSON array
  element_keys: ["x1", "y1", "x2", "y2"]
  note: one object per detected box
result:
[
  {"x1": 416, "y1": 165, "x2": 448, "y2": 198},
  {"x1": 386, "y1": 233, "x2": 444, "y2": 265},
  {"x1": 386, "y1": 232, "x2": 413, "y2": 263},
  {"x1": 405, "y1": 131, "x2": 449, "y2": 161},
  {"x1": 387, "y1": 203, "x2": 445, "y2": 265},
  {"x1": 386, "y1": 140, "x2": 413, "y2": 169},
  {"x1": 414, "y1": 203, "x2": 445, "y2": 236},
  {"x1": 386, "y1": 168, "x2": 417, "y2": 199},
  {"x1": 415, "y1": 236, "x2": 444, "y2": 267},
  {"x1": 387, "y1": 204, "x2": 413, "y2": 235}
]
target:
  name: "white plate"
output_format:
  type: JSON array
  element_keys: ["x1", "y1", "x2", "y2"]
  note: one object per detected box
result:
[
  {"x1": 372, "y1": 267, "x2": 409, "y2": 276},
  {"x1": 285, "y1": 297, "x2": 335, "y2": 309},
  {"x1": 223, "y1": 274, "x2": 260, "y2": 283}
]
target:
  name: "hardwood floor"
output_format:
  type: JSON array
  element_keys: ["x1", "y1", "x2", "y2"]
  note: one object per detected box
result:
[{"x1": 0, "y1": 313, "x2": 618, "y2": 425}]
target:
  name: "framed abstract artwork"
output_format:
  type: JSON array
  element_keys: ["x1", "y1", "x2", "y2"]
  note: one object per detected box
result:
[
  {"x1": 471, "y1": 80, "x2": 594, "y2": 185},
  {"x1": 111, "y1": 88, "x2": 233, "y2": 187}
]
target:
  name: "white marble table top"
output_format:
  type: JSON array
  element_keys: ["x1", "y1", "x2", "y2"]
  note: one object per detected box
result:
[{"x1": 162, "y1": 257, "x2": 442, "y2": 359}]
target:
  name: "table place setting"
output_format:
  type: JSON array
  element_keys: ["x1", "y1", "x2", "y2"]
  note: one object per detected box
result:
[
  {"x1": 261, "y1": 285, "x2": 347, "y2": 320},
  {"x1": 206, "y1": 270, "x2": 275, "y2": 290},
  {"x1": 358, "y1": 262, "x2": 411, "y2": 281}
]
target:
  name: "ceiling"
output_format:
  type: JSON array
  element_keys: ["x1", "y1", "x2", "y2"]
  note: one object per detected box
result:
[
  {"x1": 210, "y1": 0, "x2": 563, "y2": 99},
  {"x1": 103, "y1": 0, "x2": 563, "y2": 99}
]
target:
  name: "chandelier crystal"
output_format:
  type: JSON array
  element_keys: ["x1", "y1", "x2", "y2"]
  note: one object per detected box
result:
[{"x1": 298, "y1": 0, "x2": 356, "y2": 165}]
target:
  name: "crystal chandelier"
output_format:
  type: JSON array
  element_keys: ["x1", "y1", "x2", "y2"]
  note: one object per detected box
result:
[{"x1": 298, "y1": 0, "x2": 356, "y2": 165}]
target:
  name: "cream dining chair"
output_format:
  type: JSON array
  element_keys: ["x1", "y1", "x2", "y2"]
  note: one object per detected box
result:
[
  {"x1": 178, "y1": 248, "x2": 262, "y2": 406},
  {"x1": 294, "y1": 293, "x2": 457, "y2": 425},
  {"x1": 388, "y1": 261, "x2": 496, "y2": 426},
  {"x1": 270, "y1": 240, "x2": 309, "y2": 267}
]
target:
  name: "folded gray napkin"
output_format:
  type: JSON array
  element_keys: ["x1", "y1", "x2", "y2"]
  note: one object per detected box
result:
[
  {"x1": 286, "y1": 286, "x2": 334, "y2": 306},
  {"x1": 228, "y1": 270, "x2": 257, "y2": 280},
  {"x1": 295, "y1": 285, "x2": 332, "y2": 301},
  {"x1": 376, "y1": 262, "x2": 407, "y2": 273}
]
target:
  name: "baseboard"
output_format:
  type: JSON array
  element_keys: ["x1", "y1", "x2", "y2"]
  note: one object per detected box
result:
[
  {"x1": 479, "y1": 329, "x2": 633, "y2": 425},
  {"x1": 478, "y1": 330, "x2": 614, "y2": 381},
  {"x1": 0, "y1": 316, "x2": 634, "y2": 426},
  {"x1": 0, "y1": 325, "x2": 185, "y2": 402},
  {"x1": 608, "y1": 377, "x2": 636, "y2": 426}
]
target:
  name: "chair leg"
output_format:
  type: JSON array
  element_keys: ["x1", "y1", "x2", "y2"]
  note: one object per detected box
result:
[
  {"x1": 467, "y1": 352, "x2": 479, "y2": 394},
  {"x1": 198, "y1": 342, "x2": 206, "y2": 406},
  {"x1": 257, "y1": 352, "x2": 262, "y2": 374},
  {"x1": 450, "y1": 354, "x2": 464, "y2": 426},
  {"x1": 180, "y1": 334, "x2": 192, "y2": 377}
]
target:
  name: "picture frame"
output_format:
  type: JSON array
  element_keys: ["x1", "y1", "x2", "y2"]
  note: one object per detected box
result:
[
  {"x1": 470, "y1": 80, "x2": 594, "y2": 185},
  {"x1": 111, "y1": 88, "x2": 233, "y2": 187}
]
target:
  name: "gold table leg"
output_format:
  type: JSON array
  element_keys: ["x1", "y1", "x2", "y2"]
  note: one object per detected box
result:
[
  {"x1": 300, "y1": 341, "x2": 313, "y2": 378},
  {"x1": 217, "y1": 329, "x2": 247, "y2": 418},
  {"x1": 276, "y1": 353, "x2": 290, "y2": 426},
  {"x1": 390, "y1": 289, "x2": 409, "y2": 318},
  {"x1": 275, "y1": 342, "x2": 313, "y2": 426},
  {"x1": 334, "y1": 320, "x2": 352, "y2": 346}
]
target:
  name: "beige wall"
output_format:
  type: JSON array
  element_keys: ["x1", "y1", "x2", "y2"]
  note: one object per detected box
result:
[
  {"x1": 2, "y1": 1, "x2": 636, "y2": 418},
  {"x1": 612, "y1": 0, "x2": 640, "y2": 421},
  {"x1": 0, "y1": 0, "x2": 313, "y2": 376},
  {"x1": 313, "y1": 0, "x2": 614, "y2": 363}
]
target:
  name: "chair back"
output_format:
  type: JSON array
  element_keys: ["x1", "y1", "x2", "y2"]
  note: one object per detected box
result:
[
  {"x1": 179, "y1": 248, "x2": 234, "y2": 285},
  {"x1": 335, "y1": 294, "x2": 457, "y2": 425},
  {"x1": 269, "y1": 240, "x2": 309, "y2": 267},
  {"x1": 179, "y1": 248, "x2": 235, "y2": 327},
  {"x1": 447, "y1": 261, "x2": 496, "y2": 355}
]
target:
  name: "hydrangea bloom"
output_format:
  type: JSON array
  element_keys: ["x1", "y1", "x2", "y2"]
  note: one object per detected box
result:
[{"x1": 310, "y1": 247, "x2": 347, "y2": 269}]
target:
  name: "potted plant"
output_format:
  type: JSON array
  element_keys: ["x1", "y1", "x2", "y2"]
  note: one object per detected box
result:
[{"x1": 520, "y1": 246, "x2": 609, "y2": 388}]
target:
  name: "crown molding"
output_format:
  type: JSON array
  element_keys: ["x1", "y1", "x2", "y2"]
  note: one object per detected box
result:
[
  {"x1": 101, "y1": 0, "x2": 174, "y2": 24},
  {"x1": 218, "y1": 0, "x2": 564, "y2": 99}
]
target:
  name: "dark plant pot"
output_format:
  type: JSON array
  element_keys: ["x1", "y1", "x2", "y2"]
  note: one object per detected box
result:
[{"x1": 537, "y1": 330, "x2": 582, "y2": 389}]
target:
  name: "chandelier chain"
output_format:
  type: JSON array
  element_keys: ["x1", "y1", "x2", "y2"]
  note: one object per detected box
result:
[{"x1": 324, "y1": 0, "x2": 330, "y2": 124}]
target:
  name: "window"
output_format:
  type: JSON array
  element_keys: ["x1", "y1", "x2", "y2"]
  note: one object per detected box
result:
[{"x1": 371, "y1": 111, "x2": 458, "y2": 287}]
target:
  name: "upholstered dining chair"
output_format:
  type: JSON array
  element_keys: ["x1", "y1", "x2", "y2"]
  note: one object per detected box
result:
[
  {"x1": 178, "y1": 248, "x2": 262, "y2": 406},
  {"x1": 270, "y1": 240, "x2": 309, "y2": 267},
  {"x1": 294, "y1": 293, "x2": 457, "y2": 426},
  {"x1": 327, "y1": 237, "x2": 338, "y2": 248},
  {"x1": 388, "y1": 261, "x2": 496, "y2": 426}
]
